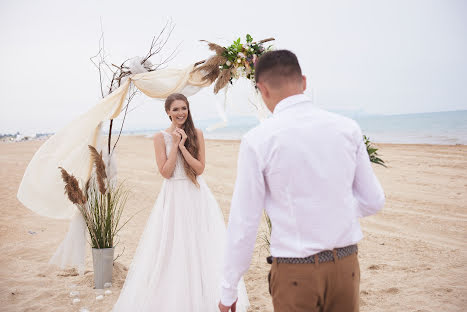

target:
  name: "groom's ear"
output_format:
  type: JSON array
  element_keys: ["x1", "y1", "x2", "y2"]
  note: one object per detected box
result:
[{"x1": 256, "y1": 82, "x2": 269, "y2": 98}]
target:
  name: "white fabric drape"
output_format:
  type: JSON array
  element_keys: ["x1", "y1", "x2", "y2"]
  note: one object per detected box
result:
[
  {"x1": 17, "y1": 65, "x2": 211, "y2": 272},
  {"x1": 17, "y1": 80, "x2": 130, "y2": 219},
  {"x1": 48, "y1": 210, "x2": 88, "y2": 274}
]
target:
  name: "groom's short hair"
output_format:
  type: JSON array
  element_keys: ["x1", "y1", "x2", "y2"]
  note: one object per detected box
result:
[{"x1": 255, "y1": 50, "x2": 302, "y2": 87}]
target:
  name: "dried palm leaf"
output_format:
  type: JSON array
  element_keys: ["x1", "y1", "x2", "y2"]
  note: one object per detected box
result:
[
  {"x1": 200, "y1": 40, "x2": 226, "y2": 55},
  {"x1": 88, "y1": 145, "x2": 107, "y2": 194},
  {"x1": 205, "y1": 55, "x2": 227, "y2": 67},
  {"x1": 58, "y1": 167, "x2": 86, "y2": 205},
  {"x1": 195, "y1": 56, "x2": 226, "y2": 73},
  {"x1": 214, "y1": 69, "x2": 232, "y2": 94},
  {"x1": 193, "y1": 54, "x2": 227, "y2": 83},
  {"x1": 202, "y1": 67, "x2": 221, "y2": 83}
]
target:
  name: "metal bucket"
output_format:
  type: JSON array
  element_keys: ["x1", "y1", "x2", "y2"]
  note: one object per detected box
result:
[{"x1": 92, "y1": 248, "x2": 114, "y2": 289}]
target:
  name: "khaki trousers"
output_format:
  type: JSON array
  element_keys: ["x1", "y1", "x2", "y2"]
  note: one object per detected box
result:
[{"x1": 269, "y1": 252, "x2": 360, "y2": 312}]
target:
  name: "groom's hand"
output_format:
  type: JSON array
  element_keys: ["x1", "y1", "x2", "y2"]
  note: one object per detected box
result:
[{"x1": 218, "y1": 299, "x2": 237, "y2": 312}]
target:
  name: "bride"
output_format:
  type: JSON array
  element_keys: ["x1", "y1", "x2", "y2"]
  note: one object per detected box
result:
[{"x1": 112, "y1": 93, "x2": 249, "y2": 311}]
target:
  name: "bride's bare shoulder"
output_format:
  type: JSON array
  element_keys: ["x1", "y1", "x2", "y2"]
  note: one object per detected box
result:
[
  {"x1": 153, "y1": 132, "x2": 165, "y2": 145},
  {"x1": 195, "y1": 128, "x2": 204, "y2": 138}
]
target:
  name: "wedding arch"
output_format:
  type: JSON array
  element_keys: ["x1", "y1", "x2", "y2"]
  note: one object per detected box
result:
[{"x1": 16, "y1": 32, "x2": 275, "y2": 273}]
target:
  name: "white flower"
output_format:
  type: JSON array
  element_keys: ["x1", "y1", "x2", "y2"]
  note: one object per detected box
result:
[
  {"x1": 226, "y1": 60, "x2": 231, "y2": 66},
  {"x1": 237, "y1": 59, "x2": 242, "y2": 63},
  {"x1": 236, "y1": 66, "x2": 247, "y2": 78},
  {"x1": 250, "y1": 48, "x2": 254, "y2": 52},
  {"x1": 237, "y1": 52, "x2": 245, "y2": 58}
]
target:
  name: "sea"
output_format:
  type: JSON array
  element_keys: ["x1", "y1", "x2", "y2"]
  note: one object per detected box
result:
[{"x1": 122, "y1": 110, "x2": 467, "y2": 145}]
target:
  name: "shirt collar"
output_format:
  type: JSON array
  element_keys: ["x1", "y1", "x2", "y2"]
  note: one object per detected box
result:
[{"x1": 273, "y1": 93, "x2": 311, "y2": 115}]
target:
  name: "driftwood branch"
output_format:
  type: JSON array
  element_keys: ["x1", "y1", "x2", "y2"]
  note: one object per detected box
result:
[
  {"x1": 89, "y1": 20, "x2": 107, "y2": 98},
  {"x1": 90, "y1": 20, "x2": 176, "y2": 156},
  {"x1": 110, "y1": 86, "x2": 139, "y2": 157},
  {"x1": 141, "y1": 19, "x2": 175, "y2": 65},
  {"x1": 257, "y1": 38, "x2": 275, "y2": 44}
]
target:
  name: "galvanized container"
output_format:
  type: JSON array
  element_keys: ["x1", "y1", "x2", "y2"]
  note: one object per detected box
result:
[{"x1": 92, "y1": 248, "x2": 114, "y2": 289}]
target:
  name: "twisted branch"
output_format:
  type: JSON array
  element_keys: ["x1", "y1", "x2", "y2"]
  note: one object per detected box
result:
[{"x1": 90, "y1": 20, "x2": 177, "y2": 156}]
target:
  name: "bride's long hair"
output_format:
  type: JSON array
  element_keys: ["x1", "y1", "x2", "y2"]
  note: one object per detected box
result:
[{"x1": 165, "y1": 93, "x2": 200, "y2": 186}]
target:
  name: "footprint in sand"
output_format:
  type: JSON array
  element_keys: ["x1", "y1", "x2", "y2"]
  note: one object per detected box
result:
[
  {"x1": 383, "y1": 287, "x2": 400, "y2": 294},
  {"x1": 57, "y1": 269, "x2": 79, "y2": 277},
  {"x1": 368, "y1": 264, "x2": 387, "y2": 270}
]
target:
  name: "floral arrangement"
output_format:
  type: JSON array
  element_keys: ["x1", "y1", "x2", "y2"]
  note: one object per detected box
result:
[
  {"x1": 193, "y1": 35, "x2": 274, "y2": 94},
  {"x1": 221, "y1": 34, "x2": 272, "y2": 82}
]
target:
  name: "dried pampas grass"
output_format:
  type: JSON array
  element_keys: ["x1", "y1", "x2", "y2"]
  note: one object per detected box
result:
[
  {"x1": 58, "y1": 144, "x2": 133, "y2": 249},
  {"x1": 59, "y1": 167, "x2": 86, "y2": 205},
  {"x1": 88, "y1": 145, "x2": 107, "y2": 194}
]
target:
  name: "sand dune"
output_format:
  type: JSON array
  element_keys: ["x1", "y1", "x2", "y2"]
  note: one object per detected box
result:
[{"x1": 0, "y1": 136, "x2": 466, "y2": 311}]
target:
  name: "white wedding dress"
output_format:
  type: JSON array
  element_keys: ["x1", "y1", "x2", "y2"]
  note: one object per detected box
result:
[{"x1": 112, "y1": 130, "x2": 249, "y2": 312}]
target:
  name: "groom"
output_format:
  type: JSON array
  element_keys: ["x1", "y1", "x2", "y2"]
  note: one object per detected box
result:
[{"x1": 218, "y1": 50, "x2": 385, "y2": 311}]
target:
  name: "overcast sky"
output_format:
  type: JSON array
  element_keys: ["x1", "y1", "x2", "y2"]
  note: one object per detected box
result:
[{"x1": 1, "y1": 0, "x2": 466, "y2": 134}]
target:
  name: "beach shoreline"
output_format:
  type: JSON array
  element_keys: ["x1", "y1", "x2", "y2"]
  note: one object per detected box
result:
[
  {"x1": 131, "y1": 133, "x2": 467, "y2": 147},
  {"x1": 0, "y1": 136, "x2": 466, "y2": 311}
]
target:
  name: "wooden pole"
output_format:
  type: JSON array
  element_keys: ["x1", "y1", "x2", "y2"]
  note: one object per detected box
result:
[{"x1": 108, "y1": 120, "x2": 113, "y2": 155}]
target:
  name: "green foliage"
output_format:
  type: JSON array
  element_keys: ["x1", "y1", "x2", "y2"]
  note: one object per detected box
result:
[
  {"x1": 261, "y1": 211, "x2": 273, "y2": 254},
  {"x1": 80, "y1": 178, "x2": 132, "y2": 249},
  {"x1": 220, "y1": 34, "x2": 269, "y2": 81},
  {"x1": 364, "y1": 135, "x2": 386, "y2": 167}
]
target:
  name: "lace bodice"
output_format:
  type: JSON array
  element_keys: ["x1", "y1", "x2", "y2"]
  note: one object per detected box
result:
[{"x1": 161, "y1": 131, "x2": 187, "y2": 180}]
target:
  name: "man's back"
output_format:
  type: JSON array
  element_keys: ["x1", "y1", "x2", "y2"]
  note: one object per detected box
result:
[{"x1": 244, "y1": 94, "x2": 385, "y2": 257}]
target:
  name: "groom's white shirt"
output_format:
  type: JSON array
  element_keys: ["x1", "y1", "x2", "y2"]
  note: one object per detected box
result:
[{"x1": 220, "y1": 93, "x2": 385, "y2": 305}]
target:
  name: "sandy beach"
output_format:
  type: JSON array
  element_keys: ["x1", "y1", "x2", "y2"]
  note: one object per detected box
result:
[{"x1": 0, "y1": 135, "x2": 466, "y2": 311}]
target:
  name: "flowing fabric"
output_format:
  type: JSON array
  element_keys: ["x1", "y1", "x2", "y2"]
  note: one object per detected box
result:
[
  {"x1": 17, "y1": 81, "x2": 130, "y2": 220},
  {"x1": 112, "y1": 131, "x2": 249, "y2": 311}
]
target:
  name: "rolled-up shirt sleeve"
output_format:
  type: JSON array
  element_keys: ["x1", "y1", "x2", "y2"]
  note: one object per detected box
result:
[
  {"x1": 353, "y1": 127, "x2": 386, "y2": 217},
  {"x1": 220, "y1": 138, "x2": 265, "y2": 306}
]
